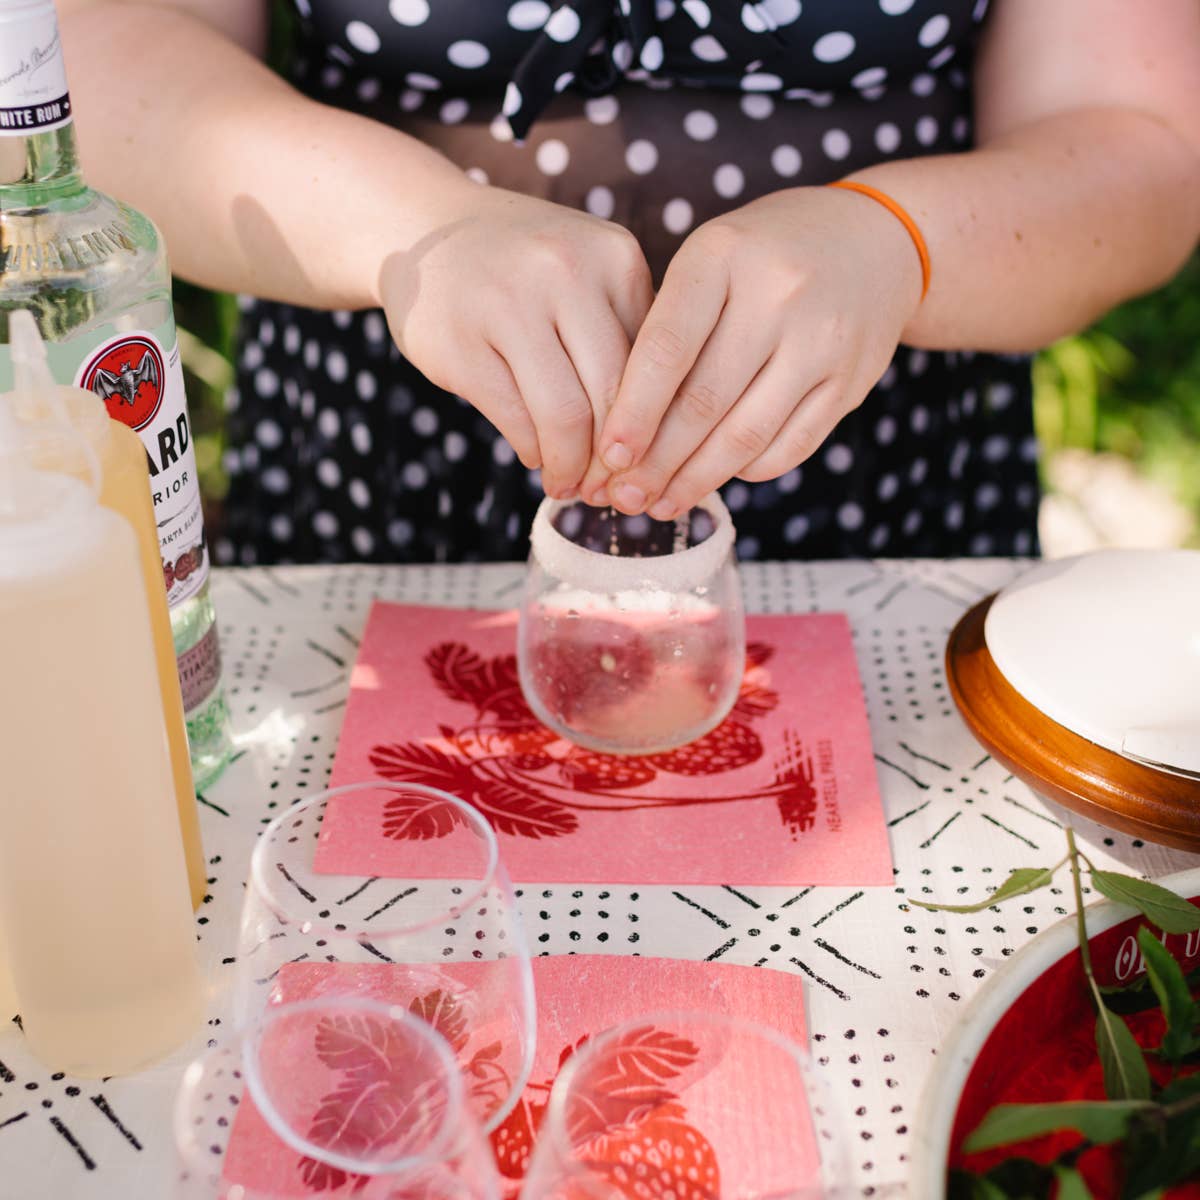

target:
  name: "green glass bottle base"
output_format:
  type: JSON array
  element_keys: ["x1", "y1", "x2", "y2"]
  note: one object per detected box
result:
[{"x1": 188, "y1": 690, "x2": 234, "y2": 793}]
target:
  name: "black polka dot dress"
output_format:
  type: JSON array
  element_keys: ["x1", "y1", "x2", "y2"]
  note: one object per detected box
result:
[{"x1": 219, "y1": 0, "x2": 1041, "y2": 565}]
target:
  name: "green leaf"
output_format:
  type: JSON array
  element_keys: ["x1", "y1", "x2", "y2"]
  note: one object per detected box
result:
[
  {"x1": 1137, "y1": 927, "x2": 1198, "y2": 1061},
  {"x1": 972, "y1": 1157, "x2": 1057, "y2": 1200},
  {"x1": 909, "y1": 867, "x2": 1059, "y2": 914},
  {"x1": 1157, "y1": 1072, "x2": 1200, "y2": 1105},
  {"x1": 1121, "y1": 1100, "x2": 1200, "y2": 1198},
  {"x1": 963, "y1": 1100, "x2": 1152, "y2": 1152},
  {"x1": 1052, "y1": 1165, "x2": 1095, "y2": 1200},
  {"x1": 1089, "y1": 871, "x2": 1200, "y2": 934},
  {"x1": 1096, "y1": 1006, "x2": 1152, "y2": 1101}
]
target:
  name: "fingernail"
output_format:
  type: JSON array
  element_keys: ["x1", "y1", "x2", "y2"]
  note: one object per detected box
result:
[
  {"x1": 603, "y1": 442, "x2": 634, "y2": 471},
  {"x1": 649, "y1": 498, "x2": 676, "y2": 521},
  {"x1": 613, "y1": 483, "x2": 646, "y2": 511},
  {"x1": 587, "y1": 486, "x2": 610, "y2": 506},
  {"x1": 558, "y1": 487, "x2": 579, "y2": 501}
]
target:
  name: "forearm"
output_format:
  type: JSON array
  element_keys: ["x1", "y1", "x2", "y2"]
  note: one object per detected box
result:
[
  {"x1": 60, "y1": 3, "x2": 469, "y2": 308},
  {"x1": 849, "y1": 107, "x2": 1200, "y2": 353}
]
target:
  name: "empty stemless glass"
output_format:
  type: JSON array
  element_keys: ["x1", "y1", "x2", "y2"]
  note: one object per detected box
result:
[
  {"x1": 173, "y1": 997, "x2": 503, "y2": 1199},
  {"x1": 519, "y1": 496, "x2": 744, "y2": 756},
  {"x1": 519, "y1": 1010, "x2": 851, "y2": 1200},
  {"x1": 232, "y1": 782, "x2": 536, "y2": 1134}
]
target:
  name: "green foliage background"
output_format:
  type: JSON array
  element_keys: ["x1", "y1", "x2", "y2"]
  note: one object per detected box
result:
[
  {"x1": 177, "y1": 252, "x2": 1200, "y2": 548},
  {"x1": 1033, "y1": 252, "x2": 1200, "y2": 545}
]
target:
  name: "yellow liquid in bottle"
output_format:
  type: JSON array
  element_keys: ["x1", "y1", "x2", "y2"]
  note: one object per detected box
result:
[
  {"x1": 100, "y1": 423, "x2": 206, "y2": 909},
  {"x1": 0, "y1": 479, "x2": 204, "y2": 1076},
  {"x1": 18, "y1": 388, "x2": 205, "y2": 908}
]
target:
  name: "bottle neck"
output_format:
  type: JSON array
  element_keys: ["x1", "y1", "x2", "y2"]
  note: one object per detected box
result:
[
  {"x1": 0, "y1": 2, "x2": 84, "y2": 205},
  {"x1": 0, "y1": 123, "x2": 83, "y2": 204}
]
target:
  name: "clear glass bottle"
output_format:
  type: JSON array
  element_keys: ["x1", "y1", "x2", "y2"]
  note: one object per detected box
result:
[{"x1": 0, "y1": 0, "x2": 232, "y2": 787}]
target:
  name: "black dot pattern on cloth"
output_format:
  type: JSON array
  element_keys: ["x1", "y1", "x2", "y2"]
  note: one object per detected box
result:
[{"x1": 219, "y1": 0, "x2": 1041, "y2": 566}]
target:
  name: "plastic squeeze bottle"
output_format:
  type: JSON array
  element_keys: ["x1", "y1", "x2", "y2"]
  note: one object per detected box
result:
[
  {"x1": 7, "y1": 311, "x2": 206, "y2": 909},
  {"x1": 0, "y1": 386, "x2": 204, "y2": 1076}
]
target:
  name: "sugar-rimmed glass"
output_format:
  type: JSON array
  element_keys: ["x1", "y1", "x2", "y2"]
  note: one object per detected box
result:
[
  {"x1": 519, "y1": 1009, "x2": 851, "y2": 1200},
  {"x1": 519, "y1": 496, "x2": 744, "y2": 756},
  {"x1": 172, "y1": 997, "x2": 502, "y2": 1198},
  {"x1": 232, "y1": 782, "x2": 535, "y2": 1134}
]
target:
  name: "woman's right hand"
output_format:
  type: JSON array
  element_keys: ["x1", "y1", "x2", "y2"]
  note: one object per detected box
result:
[{"x1": 378, "y1": 181, "x2": 654, "y2": 499}]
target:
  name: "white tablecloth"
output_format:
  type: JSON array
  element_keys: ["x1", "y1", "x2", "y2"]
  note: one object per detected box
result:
[{"x1": 2, "y1": 560, "x2": 1196, "y2": 1200}]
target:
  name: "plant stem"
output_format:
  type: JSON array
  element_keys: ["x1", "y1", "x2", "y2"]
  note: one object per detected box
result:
[
  {"x1": 1161, "y1": 1089, "x2": 1200, "y2": 1120},
  {"x1": 1067, "y1": 827, "x2": 1099, "y2": 985}
]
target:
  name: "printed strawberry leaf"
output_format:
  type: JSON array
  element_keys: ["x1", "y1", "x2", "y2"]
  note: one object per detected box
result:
[
  {"x1": 373, "y1": 743, "x2": 577, "y2": 841},
  {"x1": 463, "y1": 776, "x2": 578, "y2": 840},
  {"x1": 1089, "y1": 871, "x2": 1200, "y2": 934},
  {"x1": 425, "y1": 643, "x2": 531, "y2": 723},
  {"x1": 306, "y1": 1077, "x2": 416, "y2": 1160},
  {"x1": 409, "y1": 989, "x2": 468, "y2": 1053},
  {"x1": 425, "y1": 642, "x2": 490, "y2": 707},
  {"x1": 314, "y1": 1012, "x2": 409, "y2": 1081},
  {"x1": 298, "y1": 1154, "x2": 360, "y2": 1192},
  {"x1": 731, "y1": 681, "x2": 779, "y2": 721},
  {"x1": 745, "y1": 641, "x2": 774, "y2": 668},
  {"x1": 471, "y1": 1041, "x2": 503, "y2": 1065},
  {"x1": 566, "y1": 1026, "x2": 699, "y2": 1144},
  {"x1": 370, "y1": 743, "x2": 476, "y2": 838}
]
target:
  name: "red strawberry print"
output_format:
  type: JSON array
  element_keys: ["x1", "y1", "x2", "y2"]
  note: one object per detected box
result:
[
  {"x1": 174, "y1": 548, "x2": 194, "y2": 581},
  {"x1": 560, "y1": 748, "x2": 658, "y2": 791},
  {"x1": 529, "y1": 627, "x2": 656, "y2": 724},
  {"x1": 646, "y1": 721, "x2": 763, "y2": 776},
  {"x1": 162, "y1": 560, "x2": 175, "y2": 590},
  {"x1": 581, "y1": 1102, "x2": 719, "y2": 1200},
  {"x1": 490, "y1": 1095, "x2": 547, "y2": 1180}
]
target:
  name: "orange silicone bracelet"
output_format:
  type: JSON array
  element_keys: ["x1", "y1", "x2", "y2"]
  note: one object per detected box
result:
[{"x1": 827, "y1": 179, "x2": 931, "y2": 302}]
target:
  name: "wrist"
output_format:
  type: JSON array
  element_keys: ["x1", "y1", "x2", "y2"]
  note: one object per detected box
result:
[
  {"x1": 825, "y1": 178, "x2": 927, "y2": 326},
  {"x1": 322, "y1": 117, "x2": 476, "y2": 308}
]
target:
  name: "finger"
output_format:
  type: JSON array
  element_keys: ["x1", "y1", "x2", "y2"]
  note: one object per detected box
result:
[
  {"x1": 646, "y1": 366, "x2": 836, "y2": 521},
  {"x1": 598, "y1": 246, "x2": 728, "y2": 475},
  {"x1": 557, "y1": 304, "x2": 632, "y2": 504},
  {"x1": 500, "y1": 325, "x2": 594, "y2": 497},
  {"x1": 607, "y1": 255, "x2": 655, "y2": 347},
  {"x1": 604, "y1": 315, "x2": 773, "y2": 514},
  {"x1": 736, "y1": 377, "x2": 847, "y2": 481},
  {"x1": 464, "y1": 346, "x2": 542, "y2": 470}
]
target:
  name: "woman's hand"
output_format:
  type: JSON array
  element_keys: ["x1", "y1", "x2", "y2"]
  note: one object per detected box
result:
[
  {"x1": 581, "y1": 186, "x2": 924, "y2": 518},
  {"x1": 379, "y1": 180, "x2": 654, "y2": 500}
]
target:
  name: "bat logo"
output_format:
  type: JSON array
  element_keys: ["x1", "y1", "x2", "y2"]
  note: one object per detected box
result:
[
  {"x1": 78, "y1": 335, "x2": 166, "y2": 432},
  {"x1": 92, "y1": 354, "x2": 159, "y2": 409}
]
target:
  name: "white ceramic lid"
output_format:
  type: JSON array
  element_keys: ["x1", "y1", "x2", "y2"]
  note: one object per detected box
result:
[{"x1": 983, "y1": 549, "x2": 1200, "y2": 776}]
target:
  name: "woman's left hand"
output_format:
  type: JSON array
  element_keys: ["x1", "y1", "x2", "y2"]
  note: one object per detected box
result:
[{"x1": 581, "y1": 185, "x2": 925, "y2": 518}]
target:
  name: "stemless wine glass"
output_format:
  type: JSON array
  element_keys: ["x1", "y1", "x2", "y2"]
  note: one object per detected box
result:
[
  {"x1": 173, "y1": 997, "x2": 502, "y2": 1199},
  {"x1": 519, "y1": 1010, "x2": 851, "y2": 1200},
  {"x1": 518, "y1": 495, "x2": 745, "y2": 756},
  {"x1": 233, "y1": 781, "x2": 536, "y2": 1133}
]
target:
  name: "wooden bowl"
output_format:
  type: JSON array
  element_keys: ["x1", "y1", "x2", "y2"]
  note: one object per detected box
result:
[{"x1": 945, "y1": 594, "x2": 1200, "y2": 851}]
